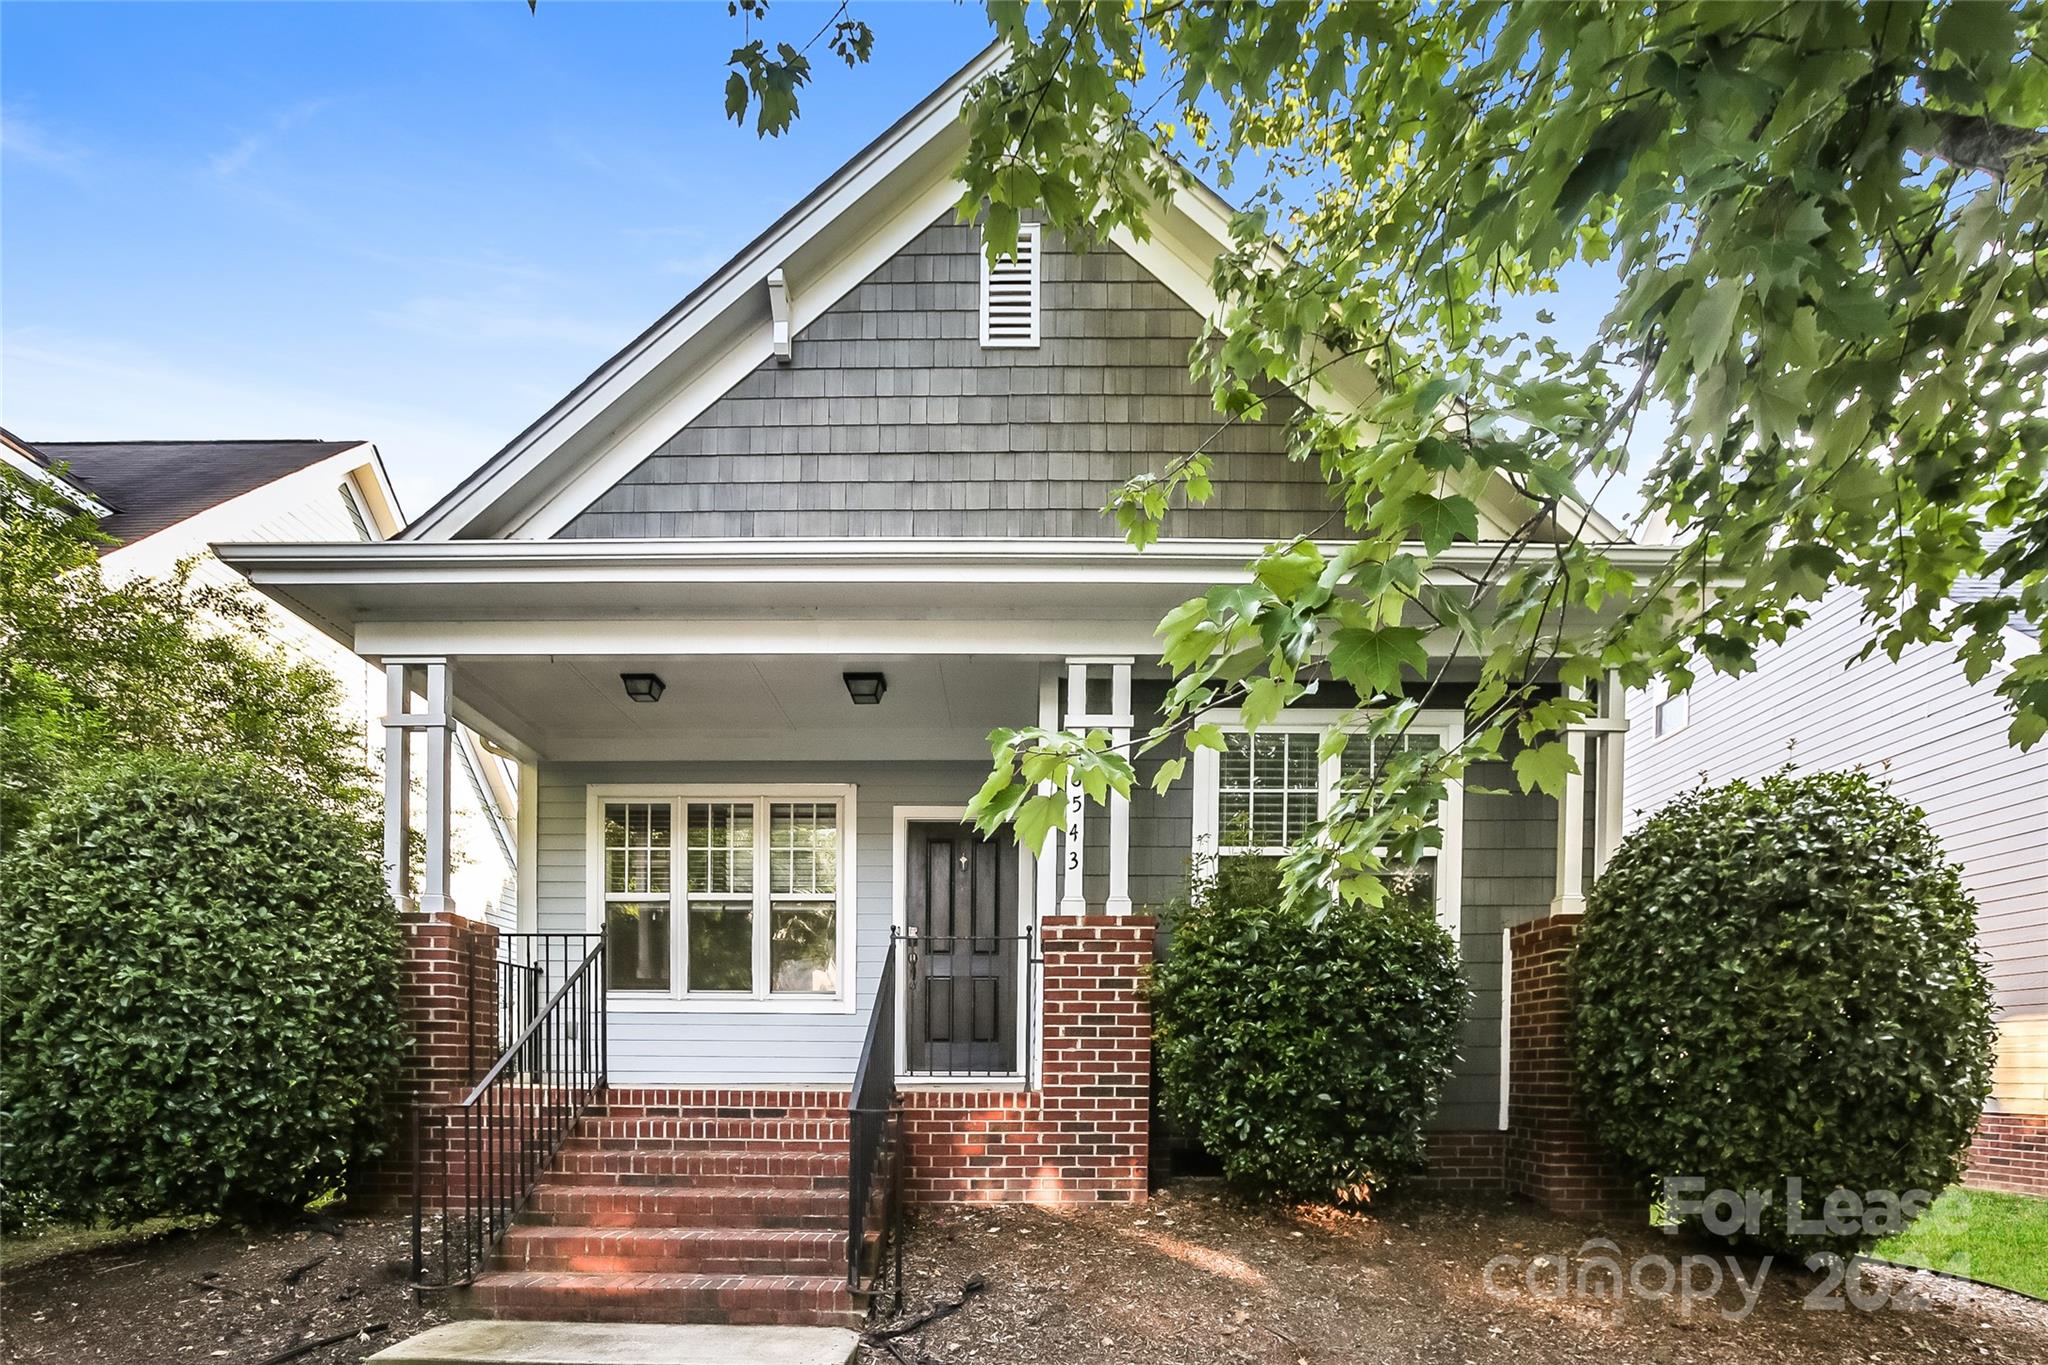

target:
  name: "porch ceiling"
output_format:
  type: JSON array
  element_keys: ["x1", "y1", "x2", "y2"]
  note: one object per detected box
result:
[{"x1": 455, "y1": 652, "x2": 1039, "y2": 763}]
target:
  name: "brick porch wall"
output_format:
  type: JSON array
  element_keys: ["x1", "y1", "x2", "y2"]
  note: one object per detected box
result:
[
  {"x1": 1415, "y1": 1130, "x2": 1508, "y2": 1196},
  {"x1": 901, "y1": 916, "x2": 1153, "y2": 1204},
  {"x1": 1502, "y1": 914, "x2": 1639, "y2": 1222},
  {"x1": 1965, "y1": 1111, "x2": 2048, "y2": 1195},
  {"x1": 350, "y1": 909, "x2": 500, "y2": 1210}
]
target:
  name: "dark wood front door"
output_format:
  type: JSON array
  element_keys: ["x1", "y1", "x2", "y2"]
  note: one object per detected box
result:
[{"x1": 904, "y1": 819, "x2": 1020, "y2": 1075}]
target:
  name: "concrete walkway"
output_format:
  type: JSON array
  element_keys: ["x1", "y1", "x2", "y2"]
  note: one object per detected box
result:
[{"x1": 368, "y1": 1321, "x2": 861, "y2": 1365}]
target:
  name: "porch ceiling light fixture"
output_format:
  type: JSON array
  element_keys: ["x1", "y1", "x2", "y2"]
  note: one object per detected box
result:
[
  {"x1": 843, "y1": 671, "x2": 887, "y2": 705},
  {"x1": 620, "y1": 672, "x2": 666, "y2": 704}
]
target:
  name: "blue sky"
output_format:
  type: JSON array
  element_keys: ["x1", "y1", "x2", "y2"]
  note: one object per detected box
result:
[
  {"x1": 3, "y1": 2, "x2": 1645, "y2": 521},
  {"x1": 2, "y1": 2, "x2": 992, "y2": 514}
]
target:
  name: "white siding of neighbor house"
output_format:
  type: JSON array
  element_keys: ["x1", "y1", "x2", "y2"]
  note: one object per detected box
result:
[
  {"x1": 1625, "y1": 588, "x2": 2048, "y2": 1115},
  {"x1": 536, "y1": 759, "x2": 992, "y2": 1087}
]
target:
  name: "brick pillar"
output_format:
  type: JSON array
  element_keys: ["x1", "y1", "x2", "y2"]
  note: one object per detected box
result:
[
  {"x1": 1504, "y1": 913, "x2": 1638, "y2": 1222},
  {"x1": 350, "y1": 909, "x2": 500, "y2": 1210},
  {"x1": 1965, "y1": 1112, "x2": 2048, "y2": 1195},
  {"x1": 902, "y1": 915, "x2": 1152, "y2": 1203}
]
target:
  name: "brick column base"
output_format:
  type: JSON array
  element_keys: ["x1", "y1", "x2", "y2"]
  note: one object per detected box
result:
[
  {"x1": 902, "y1": 915, "x2": 1151, "y2": 1204},
  {"x1": 349, "y1": 909, "x2": 499, "y2": 1211},
  {"x1": 1504, "y1": 914, "x2": 1639, "y2": 1223},
  {"x1": 1965, "y1": 1111, "x2": 2048, "y2": 1195}
]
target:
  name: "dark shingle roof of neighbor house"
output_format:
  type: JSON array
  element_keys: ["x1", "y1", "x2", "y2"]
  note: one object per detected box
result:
[{"x1": 29, "y1": 439, "x2": 361, "y2": 550}]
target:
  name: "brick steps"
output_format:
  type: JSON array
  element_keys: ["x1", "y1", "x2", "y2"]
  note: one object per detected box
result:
[
  {"x1": 499, "y1": 1225, "x2": 843, "y2": 1276},
  {"x1": 524, "y1": 1184, "x2": 843, "y2": 1230},
  {"x1": 465, "y1": 1270, "x2": 862, "y2": 1328},
  {"x1": 550, "y1": 1143, "x2": 849, "y2": 1185},
  {"x1": 570, "y1": 1120, "x2": 849, "y2": 1149}
]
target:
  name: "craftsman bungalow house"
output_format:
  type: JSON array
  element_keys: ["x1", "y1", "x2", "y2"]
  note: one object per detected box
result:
[{"x1": 218, "y1": 46, "x2": 1657, "y2": 1327}]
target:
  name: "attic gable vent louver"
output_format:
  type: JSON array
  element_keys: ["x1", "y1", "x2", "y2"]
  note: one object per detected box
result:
[{"x1": 980, "y1": 223, "x2": 1041, "y2": 348}]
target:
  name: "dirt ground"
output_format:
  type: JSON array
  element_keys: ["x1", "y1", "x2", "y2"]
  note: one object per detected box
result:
[
  {"x1": 862, "y1": 1180, "x2": 2048, "y2": 1365},
  {"x1": 0, "y1": 1214, "x2": 446, "y2": 1365},
  {"x1": 8, "y1": 1187, "x2": 2047, "y2": 1365}
]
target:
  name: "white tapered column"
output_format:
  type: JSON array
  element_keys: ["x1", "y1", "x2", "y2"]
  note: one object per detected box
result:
[
  {"x1": 1036, "y1": 665, "x2": 1060, "y2": 923},
  {"x1": 1594, "y1": 669, "x2": 1628, "y2": 875},
  {"x1": 419, "y1": 661, "x2": 455, "y2": 916},
  {"x1": 1104, "y1": 661, "x2": 1133, "y2": 917},
  {"x1": 1550, "y1": 686, "x2": 1589, "y2": 917},
  {"x1": 381, "y1": 663, "x2": 412, "y2": 909}
]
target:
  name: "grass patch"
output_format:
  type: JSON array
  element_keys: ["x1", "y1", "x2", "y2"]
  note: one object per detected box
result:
[
  {"x1": 0, "y1": 1216, "x2": 211, "y2": 1276},
  {"x1": 1873, "y1": 1188, "x2": 2048, "y2": 1300}
]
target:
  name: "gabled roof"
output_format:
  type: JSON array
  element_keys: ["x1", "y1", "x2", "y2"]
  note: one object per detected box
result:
[
  {"x1": 398, "y1": 40, "x2": 1623, "y2": 547},
  {"x1": 31, "y1": 439, "x2": 365, "y2": 550}
]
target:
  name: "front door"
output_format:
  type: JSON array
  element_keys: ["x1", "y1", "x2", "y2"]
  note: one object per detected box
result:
[{"x1": 903, "y1": 819, "x2": 1021, "y2": 1076}]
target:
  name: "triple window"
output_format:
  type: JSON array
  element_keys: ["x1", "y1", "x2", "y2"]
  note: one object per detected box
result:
[
  {"x1": 1191, "y1": 712, "x2": 1465, "y2": 936},
  {"x1": 592, "y1": 788, "x2": 851, "y2": 1007}
]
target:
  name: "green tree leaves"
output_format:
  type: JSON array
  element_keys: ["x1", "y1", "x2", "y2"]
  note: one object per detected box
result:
[{"x1": 0, "y1": 470, "x2": 370, "y2": 849}]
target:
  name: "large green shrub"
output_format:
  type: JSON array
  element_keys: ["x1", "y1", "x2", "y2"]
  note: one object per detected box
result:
[
  {"x1": 1575, "y1": 770, "x2": 1995, "y2": 1254},
  {"x1": 1154, "y1": 856, "x2": 1466, "y2": 1200},
  {"x1": 0, "y1": 755, "x2": 404, "y2": 1223}
]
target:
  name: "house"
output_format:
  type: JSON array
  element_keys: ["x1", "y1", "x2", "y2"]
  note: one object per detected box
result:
[
  {"x1": 1, "y1": 428, "x2": 518, "y2": 929},
  {"x1": 1627, "y1": 576, "x2": 2047, "y2": 1197},
  {"x1": 215, "y1": 45, "x2": 1664, "y2": 1327}
]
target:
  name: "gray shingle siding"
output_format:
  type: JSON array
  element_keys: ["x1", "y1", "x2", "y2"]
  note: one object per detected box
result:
[{"x1": 558, "y1": 217, "x2": 1338, "y2": 540}]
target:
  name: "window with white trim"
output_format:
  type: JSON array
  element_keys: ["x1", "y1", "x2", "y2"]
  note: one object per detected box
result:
[
  {"x1": 1653, "y1": 684, "x2": 1690, "y2": 737},
  {"x1": 980, "y1": 223, "x2": 1040, "y2": 347},
  {"x1": 592, "y1": 788, "x2": 851, "y2": 1006},
  {"x1": 1191, "y1": 712, "x2": 1465, "y2": 938}
]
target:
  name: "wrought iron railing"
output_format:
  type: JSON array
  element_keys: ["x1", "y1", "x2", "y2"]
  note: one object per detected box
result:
[
  {"x1": 847, "y1": 945, "x2": 904, "y2": 1307},
  {"x1": 414, "y1": 935, "x2": 607, "y2": 1286},
  {"x1": 900, "y1": 928, "x2": 1035, "y2": 1084},
  {"x1": 490, "y1": 932, "x2": 601, "y2": 1059}
]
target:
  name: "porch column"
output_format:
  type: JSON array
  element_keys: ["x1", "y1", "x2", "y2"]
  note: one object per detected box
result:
[
  {"x1": 1036, "y1": 666, "x2": 1060, "y2": 922},
  {"x1": 380, "y1": 657, "x2": 458, "y2": 916},
  {"x1": 1061, "y1": 657, "x2": 1134, "y2": 916},
  {"x1": 381, "y1": 663, "x2": 412, "y2": 908},
  {"x1": 1592, "y1": 669, "x2": 1628, "y2": 875}
]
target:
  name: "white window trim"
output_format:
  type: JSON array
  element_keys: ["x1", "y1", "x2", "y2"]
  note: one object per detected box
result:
[
  {"x1": 1190, "y1": 709, "x2": 1465, "y2": 943},
  {"x1": 889, "y1": 805, "x2": 1039, "y2": 1090},
  {"x1": 979, "y1": 222, "x2": 1041, "y2": 348},
  {"x1": 584, "y1": 782, "x2": 858, "y2": 1014}
]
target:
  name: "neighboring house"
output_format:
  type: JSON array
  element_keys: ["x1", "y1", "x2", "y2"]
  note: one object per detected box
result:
[
  {"x1": 2, "y1": 428, "x2": 517, "y2": 929},
  {"x1": 218, "y1": 46, "x2": 1666, "y2": 1327},
  {"x1": 1626, "y1": 584, "x2": 2046, "y2": 1196}
]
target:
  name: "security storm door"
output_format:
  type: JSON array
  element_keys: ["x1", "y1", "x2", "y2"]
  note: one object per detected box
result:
[{"x1": 903, "y1": 820, "x2": 1021, "y2": 1076}]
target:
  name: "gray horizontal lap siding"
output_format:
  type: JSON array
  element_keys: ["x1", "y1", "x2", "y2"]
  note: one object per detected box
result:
[{"x1": 557, "y1": 218, "x2": 1336, "y2": 540}]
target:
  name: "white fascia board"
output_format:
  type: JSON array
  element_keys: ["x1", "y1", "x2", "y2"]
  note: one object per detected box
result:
[
  {"x1": 217, "y1": 535, "x2": 1682, "y2": 582},
  {"x1": 401, "y1": 42, "x2": 1006, "y2": 543}
]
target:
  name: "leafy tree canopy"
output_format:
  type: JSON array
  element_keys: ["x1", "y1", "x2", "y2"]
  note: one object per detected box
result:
[
  {"x1": 723, "y1": 2, "x2": 2047, "y2": 907},
  {"x1": 0, "y1": 469, "x2": 371, "y2": 846}
]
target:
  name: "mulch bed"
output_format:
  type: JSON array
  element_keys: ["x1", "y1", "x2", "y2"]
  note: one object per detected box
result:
[
  {"x1": 862, "y1": 1179, "x2": 2048, "y2": 1364},
  {"x1": 1, "y1": 1214, "x2": 445, "y2": 1365}
]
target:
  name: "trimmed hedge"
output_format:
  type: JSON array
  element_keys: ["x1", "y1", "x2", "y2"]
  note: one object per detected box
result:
[
  {"x1": 1574, "y1": 770, "x2": 1995, "y2": 1254},
  {"x1": 0, "y1": 755, "x2": 404, "y2": 1223},
  {"x1": 1154, "y1": 856, "x2": 1466, "y2": 1200}
]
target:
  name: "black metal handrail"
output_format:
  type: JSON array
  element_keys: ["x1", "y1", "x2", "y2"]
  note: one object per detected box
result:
[
  {"x1": 847, "y1": 944, "x2": 904, "y2": 1307},
  {"x1": 414, "y1": 935, "x2": 607, "y2": 1287},
  {"x1": 492, "y1": 932, "x2": 601, "y2": 1057}
]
